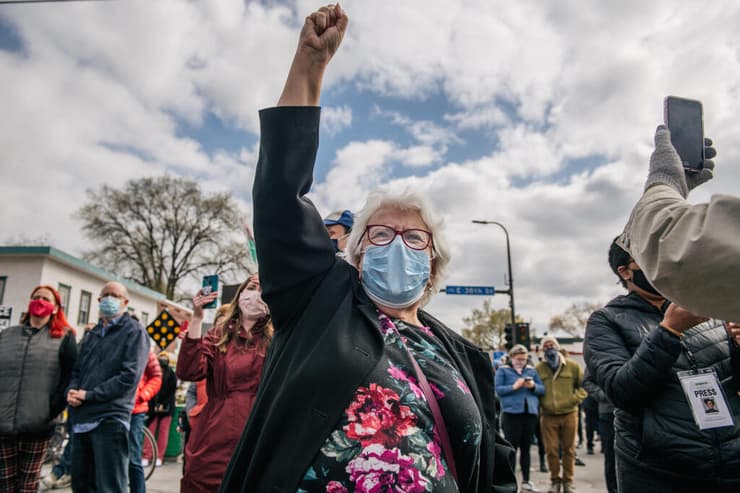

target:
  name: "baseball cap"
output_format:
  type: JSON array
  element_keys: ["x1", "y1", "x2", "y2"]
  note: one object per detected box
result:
[{"x1": 323, "y1": 210, "x2": 354, "y2": 231}]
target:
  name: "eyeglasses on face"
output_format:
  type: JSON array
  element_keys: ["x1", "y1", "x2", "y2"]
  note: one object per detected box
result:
[{"x1": 363, "y1": 224, "x2": 433, "y2": 250}]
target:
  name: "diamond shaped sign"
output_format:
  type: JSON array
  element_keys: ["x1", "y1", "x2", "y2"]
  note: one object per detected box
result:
[{"x1": 145, "y1": 309, "x2": 181, "y2": 350}]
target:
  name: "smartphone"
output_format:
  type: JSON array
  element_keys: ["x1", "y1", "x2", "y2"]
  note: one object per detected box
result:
[
  {"x1": 663, "y1": 96, "x2": 705, "y2": 172},
  {"x1": 201, "y1": 275, "x2": 219, "y2": 309},
  {"x1": 524, "y1": 377, "x2": 534, "y2": 382}
]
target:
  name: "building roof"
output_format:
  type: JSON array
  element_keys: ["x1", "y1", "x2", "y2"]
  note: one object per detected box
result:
[{"x1": 0, "y1": 246, "x2": 167, "y2": 301}]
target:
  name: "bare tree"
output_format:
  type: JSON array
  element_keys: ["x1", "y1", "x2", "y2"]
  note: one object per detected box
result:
[
  {"x1": 461, "y1": 299, "x2": 525, "y2": 350},
  {"x1": 548, "y1": 301, "x2": 603, "y2": 337},
  {"x1": 77, "y1": 175, "x2": 251, "y2": 300}
]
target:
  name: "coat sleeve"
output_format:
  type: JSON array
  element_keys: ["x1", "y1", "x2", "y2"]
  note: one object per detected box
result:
[
  {"x1": 66, "y1": 332, "x2": 90, "y2": 395},
  {"x1": 619, "y1": 185, "x2": 740, "y2": 321},
  {"x1": 86, "y1": 326, "x2": 149, "y2": 403},
  {"x1": 252, "y1": 107, "x2": 339, "y2": 331},
  {"x1": 494, "y1": 368, "x2": 516, "y2": 396},
  {"x1": 532, "y1": 371, "x2": 545, "y2": 396},
  {"x1": 51, "y1": 331, "x2": 78, "y2": 417},
  {"x1": 176, "y1": 328, "x2": 218, "y2": 382},
  {"x1": 153, "y1": 368, "x2": 178, "y2": 416},
  {"x1": 572, "y1": 361, "x2": 587, "y2": 404},
  {"x1": 136, "y1": 353, "x2": 163, "y2": 406},
  {"x1": 582, "y1": 367, "x2": 606, "y2": 403},
  {"x1": 584, "y1": 308, "x2": 682, "y2": 414}
]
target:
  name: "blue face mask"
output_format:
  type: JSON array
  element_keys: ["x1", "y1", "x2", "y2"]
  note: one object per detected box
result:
[
  {"x1": 99, "y1": 296, "x2": 122, "y2": 318},
  {"x1": 361, "y1": 236, "x2": 431, "y2": 309}
]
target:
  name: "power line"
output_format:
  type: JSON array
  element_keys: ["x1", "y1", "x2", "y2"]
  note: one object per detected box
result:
[{"x1": 0, "y1": 0, "x2": 116, "y2": 5}]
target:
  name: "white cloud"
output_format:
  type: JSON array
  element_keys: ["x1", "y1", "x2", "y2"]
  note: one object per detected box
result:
[
  {"x1": 1, "y1": 0, "x2": 739, "y2": 336},
  {"x1": 321, "y1": 105, "x2": 353, "y2": 136},
  {"x1": 396, "y1": 145, "x2": 441, "y2": 168}
]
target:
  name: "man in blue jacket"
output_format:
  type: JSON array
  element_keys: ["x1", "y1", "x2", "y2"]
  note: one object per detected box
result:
[{"x1": 67, "y1": 281, "x2": 149, "y2": 493}]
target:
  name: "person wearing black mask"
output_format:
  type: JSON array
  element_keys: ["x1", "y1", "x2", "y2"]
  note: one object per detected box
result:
[
  {"x1": 535, "y1": 337, "x2": 587, "y2": 493},
  {"x1": 584, "y1": 238, "x2": 740, "y2": 493},
  {"x1": 142, "y1": 352, "x2": 177, "y2": 468}
]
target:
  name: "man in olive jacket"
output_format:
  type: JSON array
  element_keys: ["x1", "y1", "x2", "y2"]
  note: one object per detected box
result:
[{"x1": 536, "y1": 336, "x2": 587, "y2": 493}]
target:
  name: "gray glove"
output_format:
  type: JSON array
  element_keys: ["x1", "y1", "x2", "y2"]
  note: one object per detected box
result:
[{"x1": 645, "y1": 125, "x2": 716, "y2": 198}]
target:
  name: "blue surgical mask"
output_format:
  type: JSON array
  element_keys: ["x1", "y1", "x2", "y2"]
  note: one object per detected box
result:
[
  {"x1": 99, "y1": 296, "x2": 122, "y2": 318},
  {"x1": 361, "y1": 236, "x2": 431, "y2": 309}
]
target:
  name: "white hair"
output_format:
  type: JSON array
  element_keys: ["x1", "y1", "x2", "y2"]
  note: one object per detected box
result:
[{"x1": 345, "y1": 189, "x2": 451, "y2": 307}]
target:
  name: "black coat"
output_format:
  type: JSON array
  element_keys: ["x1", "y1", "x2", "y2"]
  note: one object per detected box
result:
[
  {"x1": 584, "y1": 292, "x2": 740, "y2": 480},
  {"x1": 220, "y1": 107, "x2": 516, "y2": 493},
  {"x1": 149, "y1": 364, "x2": 177, "y2": 417}
]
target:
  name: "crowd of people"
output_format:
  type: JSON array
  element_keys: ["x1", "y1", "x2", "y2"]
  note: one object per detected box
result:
[{"x1": 1, "y1": 4, "x2": 739, "y2": 493}]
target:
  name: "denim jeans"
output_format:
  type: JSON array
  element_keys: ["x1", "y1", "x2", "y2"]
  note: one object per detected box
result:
[
  {"x1": 128, "y1": 413, "x2": 147, "y2": 493},
  {"x1": 71, "y1": 418, "x2": 129, "y2": 493}
]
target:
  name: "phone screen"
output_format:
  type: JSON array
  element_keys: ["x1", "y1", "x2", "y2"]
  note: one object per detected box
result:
[
  {"x1": 201, "y1": 275, "x2": 219, "y2": 309},
  {"x1": 664, "y1": 96, "x2": 704, "y2": 171}
]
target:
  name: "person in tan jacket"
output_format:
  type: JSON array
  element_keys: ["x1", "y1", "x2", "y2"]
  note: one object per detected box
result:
[
  {"x1": 536, "y1": 336, "x2": 587, "y2": 493},
  {"x1": 619, "y1": 125, "x2": 739, "y2": 322}
]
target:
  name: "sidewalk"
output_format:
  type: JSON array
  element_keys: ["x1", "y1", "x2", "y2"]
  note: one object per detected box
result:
[
  {"x1": 43, "y1": 444, "x2": 609, "y2": 492},
  {"x1": 41, "y1": 459, "x2": 183, "y2": 493},
  {"x1": 522, "y1": 444, "x2": 608, "y2": 493}
]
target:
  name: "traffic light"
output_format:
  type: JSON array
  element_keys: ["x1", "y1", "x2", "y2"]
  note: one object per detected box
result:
[
  {"x1": 516, "y1": 322, "x2": 531, "y2": 350},
  {"x1": 504, "y1": 324, "x2": 514, "y2": 350}
]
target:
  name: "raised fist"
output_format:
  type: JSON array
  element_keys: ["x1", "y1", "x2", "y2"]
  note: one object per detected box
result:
[{"x1": 298, "y1": 4, "x2": 349, "y2": 68}]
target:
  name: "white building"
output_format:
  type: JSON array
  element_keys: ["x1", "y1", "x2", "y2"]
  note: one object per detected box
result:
[{"x1": 0, "y1": 246, "x2": 191, "y2": 338}]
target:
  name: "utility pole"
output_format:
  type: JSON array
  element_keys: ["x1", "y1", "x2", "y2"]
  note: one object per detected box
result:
[{"x1": 472, "y1": 220, "x2": 516, "y2": 330}]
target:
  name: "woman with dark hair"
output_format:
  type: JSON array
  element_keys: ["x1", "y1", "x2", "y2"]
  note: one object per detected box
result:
[
  {"x1": 176, "y1": 274, "x2": 272, "y2": 493},
  {"x1": 0, "y1": 285, "x2": 77, "y2": 492}
]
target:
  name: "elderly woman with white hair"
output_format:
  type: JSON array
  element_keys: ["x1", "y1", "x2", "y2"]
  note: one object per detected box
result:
[{"x1": 221, "y1": 5, "x2": 516, "y2": 493}]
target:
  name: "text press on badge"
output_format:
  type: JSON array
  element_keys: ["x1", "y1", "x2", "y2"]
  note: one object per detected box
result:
[{"x1": 678, "y1": 368, "x2": 734, "y2": 430}]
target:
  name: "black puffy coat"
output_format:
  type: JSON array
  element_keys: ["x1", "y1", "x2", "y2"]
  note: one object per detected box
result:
[{"x1": 584, "y1": 292, "x2": 740, "y2": 480}]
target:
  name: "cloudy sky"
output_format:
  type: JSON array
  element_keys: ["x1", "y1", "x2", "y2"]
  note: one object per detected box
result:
[{"x1": 2, "y1": 0, "x2": 739, "y2": 335}]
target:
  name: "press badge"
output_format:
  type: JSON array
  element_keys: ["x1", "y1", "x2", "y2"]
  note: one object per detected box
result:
[{"x1": 678, "y1": 368, "x2": 734, "y2": 430}]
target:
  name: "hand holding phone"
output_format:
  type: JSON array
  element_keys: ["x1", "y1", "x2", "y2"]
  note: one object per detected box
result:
[
  {"x1": 201, "y1": 275, "x2": 219, "y2": 309},
  {"x1": 663, "y1": 96, "x2": 705, "y2": 172}
]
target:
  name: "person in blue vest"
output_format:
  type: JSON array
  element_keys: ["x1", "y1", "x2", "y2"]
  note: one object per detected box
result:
[{"x1": 496, "y1": 344, "x2": 546, "y2": 492}]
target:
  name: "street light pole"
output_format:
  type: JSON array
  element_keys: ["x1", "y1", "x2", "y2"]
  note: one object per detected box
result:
[{"x1": 472, "y1": 220, "x2": 516, "y2": 330}]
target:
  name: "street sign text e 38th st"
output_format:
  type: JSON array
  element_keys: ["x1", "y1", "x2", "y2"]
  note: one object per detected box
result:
[{"x1": 445, "y1": 286, "x2": 495, "y2": 295}]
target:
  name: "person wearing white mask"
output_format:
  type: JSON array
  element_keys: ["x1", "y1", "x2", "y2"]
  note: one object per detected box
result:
[
  {"x1": 176, "y1": 274, "x2": 272, "y2": 493},
  {"x1": 67, "y1": 281, "x2": 149, "y2": 493},
  {"x1": 220, "y1": 5, "x2": 517, "y2": 492},
  {"x1": 495, "y1": 345, "x2": 545, "y2": 492}
]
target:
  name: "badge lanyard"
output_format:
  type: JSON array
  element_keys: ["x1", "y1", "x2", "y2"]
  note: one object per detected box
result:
[{"x1": 677, "y1": 340, "x2": 734, "y2": 430}]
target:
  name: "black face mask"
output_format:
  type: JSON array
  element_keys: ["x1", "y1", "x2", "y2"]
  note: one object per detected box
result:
[
  {"x1": 330, "y1": 238, "x2": 341, "y2": 253},
  {"x1": 631, "y1": 268, "x2": 661, "y2": 296}
]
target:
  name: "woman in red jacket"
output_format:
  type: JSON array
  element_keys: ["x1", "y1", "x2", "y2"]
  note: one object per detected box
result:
[{"x1": 176, "y1": 274, "x2": 272, "y2": 493}]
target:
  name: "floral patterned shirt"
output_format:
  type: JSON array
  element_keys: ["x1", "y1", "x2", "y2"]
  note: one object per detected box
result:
[{"x1": 298, "y1": 313, "x2": 482, "y2": 492}]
